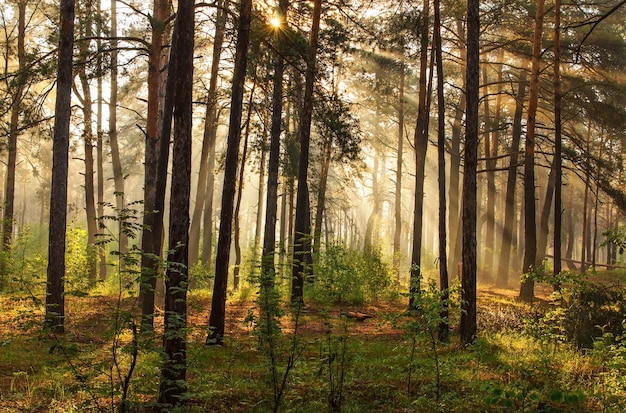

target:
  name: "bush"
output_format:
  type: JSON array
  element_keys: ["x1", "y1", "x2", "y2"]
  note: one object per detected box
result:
[
  {"x1": 527, "y1": 273, "x2": 626, "y2": 349},
  {"x1": 311, "y1": 242, "x2": 393, "y2": 305}
]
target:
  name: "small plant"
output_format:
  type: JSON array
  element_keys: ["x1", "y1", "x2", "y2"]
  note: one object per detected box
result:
[{"x1": 317, "y1": 314, "x2": 350, "y2": 412}]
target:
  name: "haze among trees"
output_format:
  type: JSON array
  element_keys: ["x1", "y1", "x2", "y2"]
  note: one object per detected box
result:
[{"x1": 1, "y1": 0, "x2": 626, "y2": 411}]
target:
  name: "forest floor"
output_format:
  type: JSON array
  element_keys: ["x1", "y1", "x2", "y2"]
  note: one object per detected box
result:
[{"x1": 0, "y1": 273, "x2": 625, "y2": 412}]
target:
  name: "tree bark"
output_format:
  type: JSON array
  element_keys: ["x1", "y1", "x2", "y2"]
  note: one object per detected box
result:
[
  {"x1": 108, "y1": 0, "x2": 127, "y2": 261},
  {"x1": 2, "y1": 1, "x2": 26, "y2": 282},
  {"x1": 207, "y1": 0, "x2": 252, "y2": 344},
  {"x1": 290, "y1": 0, "x2": 322, "y2": 304},
  {"x1": 233, "y1": 84, "x2": 257, "y2": 291},
  {"x1": 96, "y1": 0, "x2": 107, "y2": 281},
  {"x1": 434, "y1": 0, "x2": 448, "y2": 342},
  {"x1": 139, "y1": 0, "x2": 170, "y2": 332},
  {"x1": 553, "y1": 0, "x2": 562, "y2": 278},
  {"x1": 262, "y1": 0, "x2": 289, "y2": 285},
  {"x1": 520, "y1": 0, "x2": 545, "y2": 301},
  {"x1": 190, "y1": 0, "x2": 230, "y2": 267},
  {"x1": 448, "y1": 18, "x2": 466, "y2": 273},
  {"x1": 461, "y1": 0, "x2": 479, "y2": 345},
  {"x1": 45, "y1": 0, "x2": 75, "y2": 333},
  {"x1": 157, "y1": 0, "x2": 194, "y2": 407},
  {"x1": 394, "y1": 56, "x2": 405, "y2": 282},
  {"x1": 409, "y1": 0, "x2": 430, "y2": 310}
]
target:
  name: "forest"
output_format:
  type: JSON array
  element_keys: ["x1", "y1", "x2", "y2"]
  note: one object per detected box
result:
[{"x1": 1, "y1": 0, "x2": 626, "y2": 411}]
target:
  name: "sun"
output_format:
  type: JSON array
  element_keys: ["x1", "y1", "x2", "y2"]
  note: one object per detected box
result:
[{"x1": 270, "y1": 16, "x2": 281, "y2": 28}]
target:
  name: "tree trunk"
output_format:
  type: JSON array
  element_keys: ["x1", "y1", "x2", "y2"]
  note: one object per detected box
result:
[
  {"x1": 461, "y1": 0, "x2": 479, "y2": 345},
  {"x1": 254, "y1": 127, "x2": 268, "y2": 261},
  {"x1": 262, "y1": 0, "x2": 289, "y2": 285},
  {"x1": 207, "y1": 0, "x2": 252, "y2": 344},
  {"x1": 434, "y1": 0, "x2": 448, "y2": 342},
  {"x1": 553, "y1": 0, "x2": 562, "y2": 278},
  {"x1": 189, "y1": 0, "x2": 230, "y2": 266},
  {"x1": 448, "y1": 18, "x2": 466, "y2": 273},
  {"x1": 2, "y1": 1, "x2": 26, "y2": 282},
  {"x1": 157, "y1": 0, "x2": 194, "y2": 407},
  {"x1": 520, "y1": 0, "x2": 545, "y2": 301},
  {"x1": 290, "y1": 0, "x2": 322, "y2": 304},
  {"x1": 96, "y1": 0, "x2": 107, "y2": 281},
  {"x1": 496, "y1": 67, "x2": 527, "y2": 287},
  {"x1": 313, "y1": 139, "x2": 332, "y2": 258},
  {"x1": 108, "y1": 0, "x2": 127, "y2": 262},
  {"x1": 409, "y1": 0, "x2": 430, "y2": 310},
  {"x1": 536, "y1": 159, "x2": 556, "y2": 268},
  {"x1": 580, "y1": 124, "x2": 591, "y2": 273},
  {"x1": 45, "y1": 0, "x2": 75, "y2": 333},
  {"x1": 233, "y1": 84, "x2": 257, "y2": 291},
  {"x1": 139, "y1": 0, "x2": 170, "y2": 332},
  {"x1": 481, "y1": 63, "x2": 495, "y2": 278},
  {"x1": 78, "y1": 67, "x2": 98, "y2": 283},
  {"x1": 394, "y1": 56, "x2": 405, "y2": 282}
]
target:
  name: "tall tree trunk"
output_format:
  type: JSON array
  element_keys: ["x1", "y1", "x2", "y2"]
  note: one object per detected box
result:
[
  {"x1": 553, "y1": 0, "x2": 562, "y2": 278},
  {"x1": 254, "y1": 126, "x2": 268, "y2": 261},
  {"x1": 96, "y1": 0, "x2": 106, "y2": 281},
  {"x1": 520, "y1": 0, "x2": 545, "y2": 301},
  {"x1": 434, "y1": 0, "x2": 448, "y2": 341},
  {"x1": 76, "y1": 0, "x2": 98, "y2": 283},
  {"x1": 108, "y1": 0, "x2": 127, "y2": 261},
  {"x1": 313, "y1": 139, "x2": 332, "y2": 258},
  {"x1": 409, "y1": 0, "x2": 430, "y2": 310},
  {"x1": 139, "y1": 0, "x2": 170, "y2": 332},
  {"x1": 581, "y1": 123, "x2": 591, "y2": 273},
  {"x1": 45, "y1": 0, "x2": 75, "y2": 333},
  {"x1": 190, "y1": 0, "x2": 230, "y2": 266},
  {"x1": 461, "y1": 0, "x2": 479, "y2": 345},
  {"x1": 233, "y1": 83, "x2": 257, "y2": 291},
  {"x1": 394, "y1": 56, "x2": 405, "y2": 282},
  {"x1": 290, "y1": 0, "x2": 322, "y2": 304},
  {"x1": 79, "y1": 66, "x2": 98, "y2": 283},
  {"x1": 207, "y1": 0, "x2": 252, "y2": 344},
  {"x1": 448, "y1": 18, "x2": 466, "y2": 273},
  {"x1": 536, "y1": 160, "x2": 556, "y2": 264},
  {"x1": 2, "y1": 1, "x2": 26, "y2": 282},
  {"x1": 364, "y1": 148, "x2": 380, "y2": 250},
  {"x1": 157, "y1": 0, "x2": 194, "y2": 407},
  {"x1": 262, "y1": 0, "x2": 289, "y2": 285},
  {"x1": 481, "y1": 63, "x2": 495, "y2": 278}
]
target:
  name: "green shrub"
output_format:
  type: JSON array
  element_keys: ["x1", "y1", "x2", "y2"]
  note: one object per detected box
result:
[{"x1": 311, "y1": 242, "x2": 394, "y2": 305}]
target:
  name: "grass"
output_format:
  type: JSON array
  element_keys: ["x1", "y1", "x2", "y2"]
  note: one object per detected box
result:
[{"x1": 0, "y1": 283, "x2": 625, "y2": 412}]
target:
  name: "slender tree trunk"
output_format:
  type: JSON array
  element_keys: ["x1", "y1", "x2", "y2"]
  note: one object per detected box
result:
[
  {"x1": 189, "y1": 0, "x2": 230, "y2": 266},
  {"x1": 45, "y1": 0, "x2": 75, "y2": 333},
  {"x1": 394, "y1": 56, "x2": 405, "y2": 282},
  {"x1": 2, "y1": 1, "x2": 26, "y2": 282},
  {"x1": 254, "y1": 127, "x2": 268, "y2": 260},
  {"x1": 233, "y1": 83, "x2": 257, "y2": 291},
  {"x1": 481, "y1": 63, "x2": 495, "y2": 278},
  {"x1": 581, "y1": 123, "x2": 591, "y2": 273},
  {"x1": 157, "y1": 0, "x2": 194, "y2": 407},
  {"x1": 434, "y1": 0, "x2": 448, "y2": 341},
  {"x1": 461, "y1": 0, "x2": 479, "y2": 345},
  {"x1": 536, "y1": 160, "x2": 556, "y2": 265},
  {"x1": 207, "y1": 0, "x2": 252, "y2": 344},
  {"x1": 96, "y1": 0, "x2": 106, "y2": 281},
  {"x1": 290, "y1": 0, "x2": 322, "y2": 304},
  {"x1": 139, "y1": 0, "x2": 169, "y2": 332},
  {"x1": 262, "y1": 0, "x2": 289, "y2": 285},
  {"x1": 409, "y1": 0, "x2": 430, "y2": 309},
  {"x1": 79, "y1": 67, "x2": 98, "y2": 282},
  {"x1": 520, "y1": 0, "x2": 545, "y2": 301},
  {"x1": 108, "y1": 0, "x2": 127, "y2": 261},
  {"x1": 313, "y1": 139, "x2": 332, "y2": 258},
  {"x1": 553, "y1": 0, "x2": 562, "y2": 278},
  {"x1": 449, "y1": 18, "x2": 466, "y2": 272}
]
